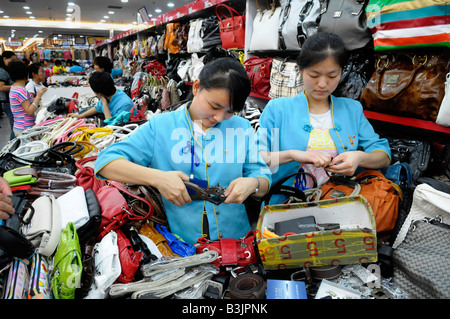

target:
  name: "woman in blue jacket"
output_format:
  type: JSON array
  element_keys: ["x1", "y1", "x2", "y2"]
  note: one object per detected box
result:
[
  {"x1": 259, "y1": 32, "x2": 390, "y2": 203},
  {"x1": 95, "y1": 58, "x2": 271, "y2": 244}
]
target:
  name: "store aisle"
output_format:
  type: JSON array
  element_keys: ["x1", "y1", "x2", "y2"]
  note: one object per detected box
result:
[{"x1": 0, "y1": 113, "x2": 11, "y2": 150}]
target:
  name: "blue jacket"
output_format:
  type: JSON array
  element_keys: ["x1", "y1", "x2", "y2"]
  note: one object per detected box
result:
[
  {"x1": 259, "y1": 92, "x2": 391, "y2": 201},
  {"x1": 95, "y1": 103, "x2": 271, "y2": 244}
]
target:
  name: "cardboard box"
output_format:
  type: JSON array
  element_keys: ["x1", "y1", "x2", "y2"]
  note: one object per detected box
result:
[{"x1": 256, "y1": 196, "x2": 377, "y2": 270}]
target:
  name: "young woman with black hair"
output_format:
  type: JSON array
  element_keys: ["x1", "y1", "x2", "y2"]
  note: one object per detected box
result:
[
  {"x1": 259, "y1": 32, "x2": 391, "y2": 204},
  {"x1": 94, "y1": 57, "x2": 271, "y2": 244}
]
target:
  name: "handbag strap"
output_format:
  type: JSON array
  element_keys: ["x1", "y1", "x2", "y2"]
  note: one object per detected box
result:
[
  {"x1": 375, "y1": 55, "x2": 427, "y2": 101},
  {"x1": 215, "y1": 4, "x2": 240, "y2": 22},
  {"x1": 264, "y1": 171, "x2": 317, "y2": 205},
  {"x1": 108, "y1": 181, "x2": 154, "y2": 220}
]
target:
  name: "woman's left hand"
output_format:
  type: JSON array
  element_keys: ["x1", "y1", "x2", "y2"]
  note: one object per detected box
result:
[
  {"x1": 326, "y1": 151, "x2": 362, "y2": 176},
  {"x1": 223, "y1": 177, "x2": 257, "y2": 204}
]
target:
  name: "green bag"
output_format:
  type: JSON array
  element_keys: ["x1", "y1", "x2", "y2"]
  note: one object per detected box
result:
[
  {"x1": 3, "y1": 166, "x2": 37, "y2": 187},
  {"x1": 51, "y1": 222, "x2": 82, "y2": 299}
]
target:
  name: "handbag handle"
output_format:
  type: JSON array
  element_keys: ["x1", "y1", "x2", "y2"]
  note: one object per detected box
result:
[
  {"x1": 215, "y1": 4, "x2": 240, "y2": 23},
  {"x1": 263, "y1": 171, "x2": 317, "y2": 206},
  {"x1": 375, "y1": 55, "x2": 427, "y2": 101}
]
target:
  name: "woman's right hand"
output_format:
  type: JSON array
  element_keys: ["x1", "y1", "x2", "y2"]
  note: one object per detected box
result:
[{"x1": 153, "y1": 171, "x2": 192, "y2": 207}]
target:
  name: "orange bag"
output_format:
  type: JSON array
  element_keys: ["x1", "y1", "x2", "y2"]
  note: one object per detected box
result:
[{"x1": 320, "y1": 170, "x2": 402, "y2": 233}]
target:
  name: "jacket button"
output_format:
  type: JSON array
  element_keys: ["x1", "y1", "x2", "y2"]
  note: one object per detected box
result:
[
  {"x1": 207, "y1": 163, "x2": 211, "y2": 167},
  {"x1": 216, "y1": 211, "x2": 220, "y2": 215},
  {"x1": 344, "y1": 146, "x2": 348, "y2": 149}
]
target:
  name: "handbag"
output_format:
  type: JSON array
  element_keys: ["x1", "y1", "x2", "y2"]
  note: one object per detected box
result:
[
  {"x1": 199, "y1": 16, "x2": 222, "y2": 51},
  {"x1": 164, "y1": 22, "x2": 181, "y2": 54},
  {"x1": 383, "y1": 136, "x2": 431, "y2": 181},
  {"x1": 215, "y1": 4, "x2": 246, "y2": 49},
  {"x1": 155, "y1": 224, "x2": 196, "y2": 257},
  {"x1": 366, "y1": 0, "x2": 449, "y2": 51},
  {"x1": 436, "y1": 72, "x2": 450, "y2": 127},
  {"x1": 249, "y1": 0, "x2": 283, "y2": 51},
  {"x1": 128, "y1": 184, "x2": 168, "y2": 225},
  {"x1": 115, "y1": 229, "x2": 143, "y2": 284},
  {"x1": 21, "y1": 195, "x2": 62, "y2": 257},
  {"x1": 393, "y1": 216, "x2": 450, "y2": 299},
  {"x1": 320, "y1": 170, "x2": 402, "y2": 233},
  {"x1": 333, "y1": 47, "x2": 375, "y2": 100},
  {"x1": 57, "y1": 186, "x2": 90, "y2": 231},
  {"x1": 360, "y1": 52, "x2": 449, "y2": 121},
  {"x1": 187, "y1": 18, "x2": 204, "y2": 53},
  {"x1": 318, "y1": 0, "x2": 372, "y2": 51},
  {"x1": 269, "y1": 57, "x2": 304, "y2": 99},
  {"x1": 74, "y1": 155, "x2": 107, "y2": 194},
  {"x1": 77, "y1": 188, "x2": 102, "y2": 245},
  {"x1": 51, "y1": 222, "x2": 82, "y2": 299},
  {"x1": 278, "y1": 0, "x2": 321, "y2": 50},
  {"x1": 195, "y1": 231, "x2": 259, "y2": 269},
  {"x1": 244, "y1": 56, "x2": 273, "y2": 98}
]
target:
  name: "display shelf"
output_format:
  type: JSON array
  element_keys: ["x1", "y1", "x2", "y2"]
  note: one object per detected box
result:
[
  {"x1": 93, "y1": 0, "x2": 229, "y2": 49},
  {"x1": 364, "y1": 110, "x2": 450, "y2": 135}
]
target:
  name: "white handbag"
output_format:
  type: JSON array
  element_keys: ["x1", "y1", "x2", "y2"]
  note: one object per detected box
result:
[
  {"x1": 187, "y1": 18, "x2": 204, "y2": 53},
  {"x1": 85, "y1": 231, "x2": 121, "y2": 299},
  {"x1": 436, "y1": 73, "x2": 450, "y2": 127},
  {"x1": 278, "y1": 0, "x2": 321, "y2": 50},
  {"x1": 249, "y1": 0, "x2": 283, "y2": 51},
  {"x1": 57, "y1": 186, "x2": 90, "y2": 231},
  {"x1": 21, "y1": 195, "x2": 62, "y2": 257}
]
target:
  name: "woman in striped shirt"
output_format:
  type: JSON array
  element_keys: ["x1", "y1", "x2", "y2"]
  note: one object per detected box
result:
[{"x1": 8, "y1": 61, "x2": 47, "y2": 136}]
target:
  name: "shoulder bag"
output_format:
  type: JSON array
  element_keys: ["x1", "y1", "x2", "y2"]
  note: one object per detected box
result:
[
  {"x1": 244, "y1": 56, "x2": 273, "y2": 98},
  {"x1": 360, "y1": 52, "x2": 449, "y2": 121},
  {"x1": 249, "y1": 0, "x2": 283, "y2": 51},
  {"x1": 436, "y1": 72, "x2": 450, "y2": 127},
  {"x1": 269, "y1": 57, "x2": 304, "y2": 99}
]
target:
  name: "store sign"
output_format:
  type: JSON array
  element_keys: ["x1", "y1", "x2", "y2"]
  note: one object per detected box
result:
[{"x1": 5, "y1": 41, "x2": 22, "y2": 47}]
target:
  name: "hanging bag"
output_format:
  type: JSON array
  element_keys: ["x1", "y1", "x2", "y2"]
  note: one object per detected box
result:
[
  {"x1": 359, "y1": 53, "x2": 449, "y2": 121},
  {"x1": 249, "y1": 0, "x2": 283, "y2": 51},
  {"x1": 215, "y1": 4, "x2": 246, "y2": 49},
  {"x1": 269, "y1": 57, "x2": 303, "y2": 99},
  {"x1": 318, "y1": 0, "x2": 372, "y2": 51},
  {"x1": 436, "y1": 72, "x2": 450, "y2": 127},
  {"x1": 244, "y1": 56, "x2": 273, "y2": 98}
]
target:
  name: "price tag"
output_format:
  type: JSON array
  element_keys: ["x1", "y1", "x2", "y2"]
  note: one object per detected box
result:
[{"x1": 287, "y1": 70, "x2": 297, "y2": 88}]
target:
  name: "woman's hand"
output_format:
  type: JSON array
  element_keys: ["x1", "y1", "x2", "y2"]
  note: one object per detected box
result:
[
  {"x1": 153, "y1": 171, "x2": 192, "y2": 207},
  {"x1": 223, "y1": 177, "x2": 258, "y2": 204},
  {"x1": 290, "y1": 150, "x2": 333, "y2": 168},
  {"x1": 36, "y1": 86, "x2": 48, "y2": 98},
  {"x1": 325, "y1": 151, "x2": 362, "y2": 176}
]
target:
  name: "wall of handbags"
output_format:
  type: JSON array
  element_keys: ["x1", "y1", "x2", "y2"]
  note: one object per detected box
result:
[{"x1": 0, "y1": 0, "x2": 449, "y2": 301}]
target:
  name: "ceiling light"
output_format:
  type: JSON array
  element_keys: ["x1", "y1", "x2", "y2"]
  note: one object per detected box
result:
[
  {"x1": 26, "y1": 11, "x2": 32, "y2": 15},
  {"x1": 23, "y1": 6, "x2": 30, "y2": 10},
  {"x1": 121, "y1": 0, "x2": 129, "y2": 3},
  {"x1": 167, "y1": 2, "x2": 175, "y2": 7},
  {"x1": 108, "y1": 11, "x2": 115, "y2": 14},
  {"x1": 38, "y1": 30, "x2": 43, "y2": 33},
  {"x1": 103, "y1": 15, "x2": 109, "y2": 19},
  {"x1": 148, "y1": 14, "x2": 152, "y2": 17},
  {"x1": 68, "y1": 2, "x2": 75, "y2": 6},
  {"x1": 155, "y1": 9, "x2": 162, "y2": 13},
  {"x1": 3, "y1": 16, "x2": 9, "y2": 18},
  {"x1": 100, "y1": 19, "x2": 105, "y2": 22},
  {"x1": 0, "y1": 11, "x2": 3, "y2": 14},
  {"x1": 29, "y1": 16, "x2": 35, "y2": 19}
]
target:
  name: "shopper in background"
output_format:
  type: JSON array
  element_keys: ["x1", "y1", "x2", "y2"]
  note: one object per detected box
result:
[
  {"x1": 66, "y1": 60, "x2": 84, "y2": 73},
  {"x1": 52, "y1": 59, "x2": 66, "y2": 74},
  {"x1": 259, "y1": 32, "x2": 390, "y2": 204},
  {"x1": 26, "y1": 63, "x2": 46, "y2": 98},
  {"x1": 8, "y1": 61, "x2": 47, "y2": 137},
  {"x1": 67, "y1": 71, "x2": 133, "y2": 120},
  {"x1": 93, "y1": 56, "x2": 124, "y2": 77},
  {"x1": 94, "y1": 58, "x2": 271, "y2": 244},
  {"x1": 41, "y1": 59, "x2": 52, "y2": 78},
  {"x1": 0, "y1": 177, "x2": 14, "y2": 221},
  {"x1": 0, "y1": 51, "x2": 18, "y2": 140}
]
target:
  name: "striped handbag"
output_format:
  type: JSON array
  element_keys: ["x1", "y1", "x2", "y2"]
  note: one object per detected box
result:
[{"x1": 366, "y1": 0, "x2": 449, "y2": 51}]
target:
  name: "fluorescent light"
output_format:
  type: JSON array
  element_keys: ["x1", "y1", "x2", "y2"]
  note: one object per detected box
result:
[
  {"x1": 167, "y1": 2, "x2": 175, "y2": 7},
  {"x1": 108, "y1": 11, "x2": 115, "y2": 14},
  {"x1": 26, "y1": 11, "x2": 32, "y2": 15},
  {"x1": 103, "y1": 16, "x2": 109, "y2": 19},
  {"x1": 155, "y1": 9, "x2": 162, "y2": 13},
  {"x1": 23, "y1": 6, "x2": 30, "y2": 10},
  {"x1": 121, "y1": 0, "x2": 128, "y2": 3},
  {"x1": 68, "y1": 2, "x2": 75, "y2": 6}
]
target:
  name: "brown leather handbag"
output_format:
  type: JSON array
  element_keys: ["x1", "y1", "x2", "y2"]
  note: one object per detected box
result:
[
  {"x1": 360, "y1": 53, "x2": 449, "y2": 121},
  {"x1": 320, "y1": 170, "x2": 403, "y2": 233}
]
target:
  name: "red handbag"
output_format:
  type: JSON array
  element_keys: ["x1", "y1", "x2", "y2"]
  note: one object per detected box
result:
[
  {"x1": 244, "y1": 56, "x2": 273, "y2": 98},
  {"x1": 115, "y1": 229, "x2": 143, "y2": 284},
  {"x1": 67, "y1": 92, "x2": 79, "y2": 113},
  {"x1": 144, "y1": 60, "x2": 166, "y2": 77},
  {"x1": 195, "y1": 231, "x2": 259, "y2": 268},
  {"x1": 216, "y1": 4, "x2": 246, "y2": 49},
  {"x1": 96, "y1": 181, "x2": 154, "y2": 239},
  {"x1": 129, "y1": 102, "x2": 147, "y2": 122},
  {"x1": 75, "y1": 156, "x2": 107, "y2": 194}
]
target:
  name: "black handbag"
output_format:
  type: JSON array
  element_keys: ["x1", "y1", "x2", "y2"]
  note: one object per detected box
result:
[
  {"x1": 200, "y1": 16, "x2": 222, "y2": 51},
  {"x1": 77, "y1": 188, "x2": 102, "y2": 245},
  {"x1": 384, "y1": 136, "x2": 431, "y2": 182}
]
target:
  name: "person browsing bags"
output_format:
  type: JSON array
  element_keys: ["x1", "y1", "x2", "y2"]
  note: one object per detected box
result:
[
  {"x1": 0, "y1": 51, "x2": 18, "y2": 140},
  {"x1": 94, "y1": 57, "x2": 271, "y2": 244},
  {"x1": 8, "y1": 61, "x2": 47, "y2": 137},
  {"x1": 68, "y1": 71, "x2": 133, "y2": 120},
  {"x1": 26, "y1": 63, "x2": 46, "y2": 98},
  {"x1": 259, "y1": 32, "x2": 391, "y2": 204}
]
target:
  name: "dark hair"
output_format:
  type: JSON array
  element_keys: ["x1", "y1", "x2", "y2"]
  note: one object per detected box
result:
[
  {"x1": 28, "y1": 63, "x2": 42, "y2": 78},
  {"x1": 89, "y1": 71, "x2": 116, "y2": 96},
  {"x1": 54, "y1": 59, "x2": 62, "y2": 66},
  {"x1": 8, "y1": 61, "x2": 28, "y2": 82},
  {"x1": 296, "y1": 32, "x2": 348, "y2": 70},
  {"x1": 93, "y1": 56, "x2": 113, "y2": 74},
  {"x1": 197, "y1": 57, "x2": 250, "y2": 112},
  {"x1": 1, "y1": 51, "x2": 16, "y2": 68}
]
